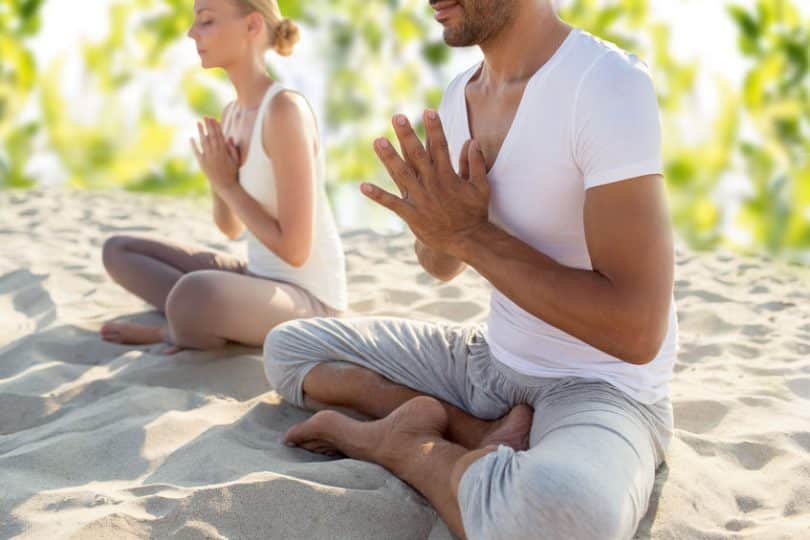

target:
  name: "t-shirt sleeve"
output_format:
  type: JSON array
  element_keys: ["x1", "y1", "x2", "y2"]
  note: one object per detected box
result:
[{"x1": 573, "y1": 52, "x2": 663, "y2": 190}]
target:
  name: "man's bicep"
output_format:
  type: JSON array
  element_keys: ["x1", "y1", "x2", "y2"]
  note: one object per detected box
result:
[{"x1": 583, "y1": 174, "x2": 673, "y2": 294}]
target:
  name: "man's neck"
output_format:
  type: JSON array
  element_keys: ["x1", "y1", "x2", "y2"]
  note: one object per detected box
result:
[{"x1": 477, "y1": 2, "x2": 571, "y2": 87}]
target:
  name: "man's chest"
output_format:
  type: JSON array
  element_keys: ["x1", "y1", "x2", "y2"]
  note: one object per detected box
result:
[{"x1": 464, "y1": 86, "x2": 524, "y2": 172}]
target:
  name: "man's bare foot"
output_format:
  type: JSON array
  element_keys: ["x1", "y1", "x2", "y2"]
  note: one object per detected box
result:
[
  {"x1": 284, "y1": 396, "x2": 450, "y2": 466},
  {"x1": 100, "y1": 321, "x2": 165, "y2": 345},
  {"x1": 475, "y1": 404, "x2": 533, "y2": 451}
]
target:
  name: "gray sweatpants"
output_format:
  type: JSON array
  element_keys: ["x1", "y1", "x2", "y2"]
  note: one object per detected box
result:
[{"x1": 264, "y1": 317, "x2": 673, "y2": 540}]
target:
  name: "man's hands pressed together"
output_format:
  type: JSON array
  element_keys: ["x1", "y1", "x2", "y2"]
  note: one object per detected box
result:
[{"x1": 362, "y1": 110, "x2": 490, "y2": 259}]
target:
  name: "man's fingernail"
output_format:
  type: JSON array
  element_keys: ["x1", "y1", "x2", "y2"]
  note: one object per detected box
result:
[
  {"x1": 395, "y1": 115, "x2": 408, "y2": 126},
  {"x1": 361, "y1": 183, "x2": 375, "y2": 195},
  {"x1": 376, "y1": 138, "x2": 390, "y2": 148},
  {"x1": 426, "y1": 109, "x2": 438, "y2": 120}
]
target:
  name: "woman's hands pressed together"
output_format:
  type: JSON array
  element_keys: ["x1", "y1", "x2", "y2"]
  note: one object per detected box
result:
[{"x1": 191, "y1": 117, "x2": 242, "y2": 196}]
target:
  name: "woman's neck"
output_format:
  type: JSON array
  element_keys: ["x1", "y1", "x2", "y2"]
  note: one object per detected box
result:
[{"x1": 225, "y1": 55, "x2": 274, "y2": 108}]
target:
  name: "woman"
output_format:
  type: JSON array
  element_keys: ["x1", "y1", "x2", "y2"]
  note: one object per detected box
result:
[{"x1": 101, "y1": 0, "x2": 347, "y2": 353}]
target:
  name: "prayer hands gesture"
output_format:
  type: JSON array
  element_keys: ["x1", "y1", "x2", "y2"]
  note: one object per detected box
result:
[
  {"x1": 363, "y1": 110, "x2": 491, "y2": 257},
  {"x1": 191, "y1": 117, "x2": 242, "y2": 196}
]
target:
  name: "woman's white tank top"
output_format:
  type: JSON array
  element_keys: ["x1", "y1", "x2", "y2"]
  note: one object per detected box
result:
[{"x1": 225, "y1": 83, "x2": 347, "y2": 311}]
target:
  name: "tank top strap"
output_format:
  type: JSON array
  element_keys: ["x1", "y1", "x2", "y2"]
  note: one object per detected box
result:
[{"x1": 248, "y1": 82, "x2": 285, "y2": 150}]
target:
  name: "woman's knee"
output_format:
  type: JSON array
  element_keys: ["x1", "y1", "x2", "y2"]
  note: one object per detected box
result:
[
  {"x1": 101, "y1": 235, "x2": 133, "y2": 276},
  {"x1": 165, "y1": 272, "x2": 221, "y2": 335}
]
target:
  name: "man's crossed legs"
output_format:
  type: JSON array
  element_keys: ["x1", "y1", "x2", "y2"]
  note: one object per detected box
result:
[{"x1": 264, "y1": 317, "x2": 672, "y2": 540}]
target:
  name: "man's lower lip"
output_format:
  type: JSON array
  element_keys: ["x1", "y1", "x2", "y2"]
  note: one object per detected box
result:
[{"x1": 434, "y1": 4, "x2": 459, "y2": 21}]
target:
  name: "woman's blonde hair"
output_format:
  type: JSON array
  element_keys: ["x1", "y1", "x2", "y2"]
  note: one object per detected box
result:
[{"x1": 234, "y1": 0, "x2": 300, "y2": 56}]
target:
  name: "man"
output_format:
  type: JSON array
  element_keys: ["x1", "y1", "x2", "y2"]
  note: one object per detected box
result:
[{"x1": 264, "y1": 0, "x2": 677, "y2": 538}]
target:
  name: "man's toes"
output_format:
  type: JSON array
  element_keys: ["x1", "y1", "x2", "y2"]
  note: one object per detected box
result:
[{"x1": 284, "y1": 410, "x2": 341, "y2": 447}]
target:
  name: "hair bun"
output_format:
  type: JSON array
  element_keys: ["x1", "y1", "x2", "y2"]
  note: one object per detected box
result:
[{"x1": 273, "y1": 18, "x2": 300, "y2": 56}]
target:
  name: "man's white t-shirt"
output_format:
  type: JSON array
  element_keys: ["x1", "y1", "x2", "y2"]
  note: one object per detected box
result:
[{"x1": 438, "y1": 28, "x2": 678, "y2": 404}]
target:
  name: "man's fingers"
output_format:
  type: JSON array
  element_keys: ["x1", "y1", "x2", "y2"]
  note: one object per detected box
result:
[
  {"x1": 458, "y1": 139, "x2": 472, "y2": 180},
  {"x1": 374, "y1": 137, "x2": 418, "y2": 197},
  {"x1": 468, "y1": 140, "x2": 490, "y2": 194},
  {"x1": 424, "y1": 109, "x2": 453, "y2": 175},
  {"x1": 392, "y1": 115, "x2": 430, "y2": 180},
  {"x1": 360, "y1": 182, "x2": 412, "y2": 219}
]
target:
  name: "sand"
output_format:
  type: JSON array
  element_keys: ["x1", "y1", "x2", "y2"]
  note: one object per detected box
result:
[{"x1": 1, "y1": 189, "x2": 808, "y2": 539}]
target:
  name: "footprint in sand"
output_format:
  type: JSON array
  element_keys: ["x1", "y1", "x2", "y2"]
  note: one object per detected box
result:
[
  {"x1": 757, "y1": 301, "x2": 796, "y2": 312},
  {"x1": 788, "y1": 432, "x2": 810, "y2": 453},
  {"x1": 382, "y1": 288, "x2": 422, "y2": 306},
  {"x1": 348, "y1": 274, "x2": 377, "y2": 285},
  {"x1": 724, "y1": 518, "x2": 755, "y2": 532},
  {"x1": 673, "y1": 400, "x2": 729, "y2": 434},
  {"x1": 735, "y1": 495, "x2": 763, "y2": 513},
  {"x1": 724, "y1": 440, "x2": 782, "y2": 471},
  {"x1": 415, "y1": 300, "x2": 484, "y2": 322},
  {"x1": 349, "y1": 298, "x2": 376, "y2": 313},
  {"x1": 786, "y1": 378, "x2": 810, "y2": 400},
  {"x1": 437, "y1": 286, "x2": 464, "y2": 299}
]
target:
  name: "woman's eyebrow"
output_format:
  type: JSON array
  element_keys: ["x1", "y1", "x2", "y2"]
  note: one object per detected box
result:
[{"x1": 195, "y1": 8, "x2": 214, "y2": 15}]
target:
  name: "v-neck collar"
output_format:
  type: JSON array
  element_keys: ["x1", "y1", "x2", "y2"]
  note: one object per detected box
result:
[{"x1": 459, "y1": 28, "x2": 579, "y2": 174}]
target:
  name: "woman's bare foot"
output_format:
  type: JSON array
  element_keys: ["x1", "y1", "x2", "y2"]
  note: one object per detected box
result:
[{"x1": 100, "y1": 321, "x2": 165, "y2": 345}]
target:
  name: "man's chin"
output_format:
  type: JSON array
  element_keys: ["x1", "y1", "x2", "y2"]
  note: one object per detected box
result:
[{"x1": 443, "y1": 28, "x2": 476, "y2": 48}]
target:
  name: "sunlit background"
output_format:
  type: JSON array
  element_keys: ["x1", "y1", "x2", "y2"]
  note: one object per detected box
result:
[{"x1": 1, "y1": 0, "x2": 809, "y2": 261}]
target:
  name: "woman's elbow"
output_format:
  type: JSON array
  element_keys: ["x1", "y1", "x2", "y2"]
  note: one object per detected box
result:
[{"x1": 281, "y1": 244, "x2": 312, "y2": 268}]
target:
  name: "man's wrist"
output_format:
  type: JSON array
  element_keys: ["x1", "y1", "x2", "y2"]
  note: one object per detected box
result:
[{"x1": 447, "y1": 221, "x2": 494, "y2": 262}]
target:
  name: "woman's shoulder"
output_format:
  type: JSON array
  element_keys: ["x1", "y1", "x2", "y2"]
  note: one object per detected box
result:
[
  {"x1": 266, "y1": 89, "x2": 314, "y2": 127},
  {"x1": 262, "y1": 89, "x2": 317, "y2": 146}
]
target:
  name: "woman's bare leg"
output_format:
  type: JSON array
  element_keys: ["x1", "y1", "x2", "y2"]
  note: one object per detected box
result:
[
  {"x1": 100, "y1": 235, "x2": 246, "y2": 345},
  {"x1": 102, "y1": 235, "x2": 246, "y2": 310},
  {"x1": 164, "y1": 270, "x2": 331, "y2": 349}
]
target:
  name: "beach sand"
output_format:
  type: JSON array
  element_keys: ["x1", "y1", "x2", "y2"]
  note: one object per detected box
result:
[{"x1": 1, "y1": 190, "x2": 808, "y2": 539}]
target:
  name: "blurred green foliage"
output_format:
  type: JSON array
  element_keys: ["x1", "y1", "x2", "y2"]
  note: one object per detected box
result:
[{"x1": 0, "y1": 0, "x2": 808, "y2": 257}]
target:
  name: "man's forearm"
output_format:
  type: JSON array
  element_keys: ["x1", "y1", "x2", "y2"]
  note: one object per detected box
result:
[{"x1": 453, "y1": 223, "x2": 667, "y2": 364}]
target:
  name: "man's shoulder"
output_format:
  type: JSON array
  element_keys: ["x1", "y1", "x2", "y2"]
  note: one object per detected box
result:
[{"x1": 573, "y1": 30, "x2": 654, "y2": 90}]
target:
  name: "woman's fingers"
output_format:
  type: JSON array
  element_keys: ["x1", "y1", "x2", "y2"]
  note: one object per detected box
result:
[
  {"x1": 227, "y1": 137, "x2": 241, "y2": 165},
  {"x1": 190, "y1": 137, "x2": 202, "y2": 160},
  {"x1": 198, "y1": 121, "x2": 211, "y2": 155}
]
